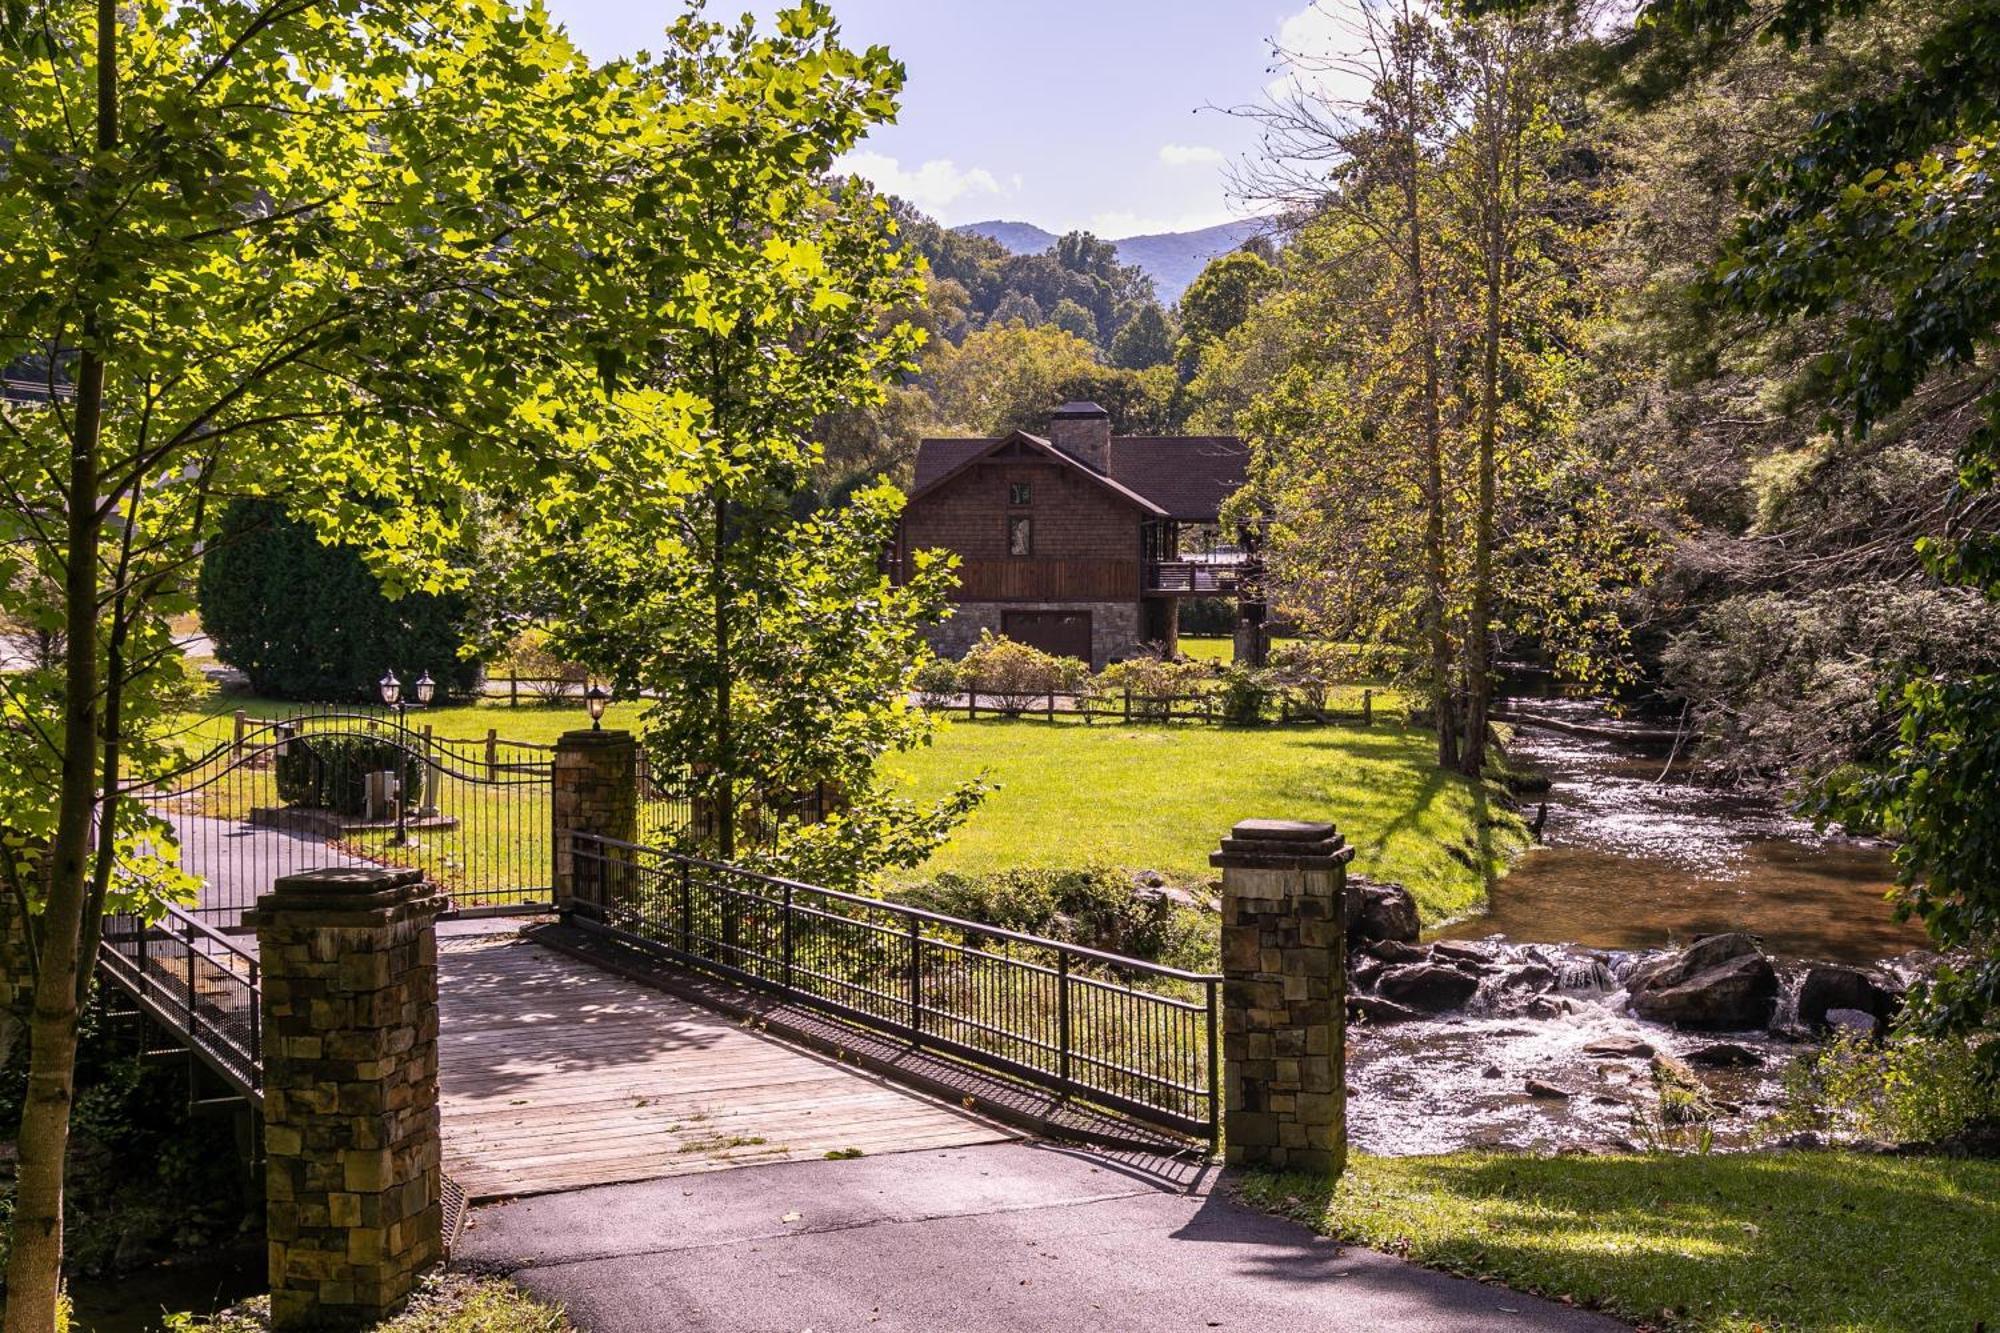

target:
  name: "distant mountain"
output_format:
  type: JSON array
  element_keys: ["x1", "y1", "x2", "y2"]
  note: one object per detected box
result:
[{"x1": 955, "y1": 217, "x2": 1270, "y2": 303}]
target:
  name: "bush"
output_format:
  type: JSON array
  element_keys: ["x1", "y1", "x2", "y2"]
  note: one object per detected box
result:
[
  {"x1": 273, "y1": 733, "x2": 428, "y2": 816},
  {"x1": 911, "y1": 655, "x2": 962, "y2": 709},
  {"x1": 897, "y1": 866, "x2": 1215, "y2": 973},
  {"x1": 490, "y1": 629, "x2": 587, "y2": 704},
  {"x1": 1216, "y1": 664, "x2": 1274, "y2": 724},
  {"x1": 959, "y1": 631, "x2": 1089, "y2": 713},
  {"x1": 198, "y1": 498, "x2": 485, "y2": 701},
  {"x1": 1268, "y1": 641, "x2": 1349, "y2": 717},
  {"x1": 1778, "y1": 1030, "x2": 2000, "y2": 1146},
  {"x1": 1095, "y1": 655, "x2": 1214, "y2": 719}
]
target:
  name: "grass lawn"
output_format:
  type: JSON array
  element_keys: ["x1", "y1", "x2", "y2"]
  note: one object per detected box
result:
[
  {"x1": 169, "y1": 1273, "x2": 572, "y2": 1332},
  {"x1": 883, "y1": 712, "x2": 1522, "y2": 922},
  {"x1": 174, "y1": 694, "x2": 652, "y2": 751},
  {"x1": 1177, "y1": 634, "x2": 1301, "y2": 663},
  {"x1": 1239, "y1": 1151, "x2": 2000, "y2": 1332}
]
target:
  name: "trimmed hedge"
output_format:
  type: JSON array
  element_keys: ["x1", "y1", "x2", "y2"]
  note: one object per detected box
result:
[
  {"x1": 274, "y1": 734, "x2": 428, "y2": 816},
  {"x1": 198, "y1": 499, "x2": 484, "y2": 701}
]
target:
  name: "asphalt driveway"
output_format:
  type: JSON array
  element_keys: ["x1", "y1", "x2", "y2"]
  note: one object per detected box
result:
[{"x1": 461, "y1": 1140, "x2": 1621, "y2": 1332}]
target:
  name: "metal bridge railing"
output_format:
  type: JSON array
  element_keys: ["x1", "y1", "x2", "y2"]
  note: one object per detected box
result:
[
  {"x1": 99, "y1": 905, "x2": 263, "y2": 1099},
  {"x1": 568, "y1": 832, "x2": 1221, "y2": 1143}
]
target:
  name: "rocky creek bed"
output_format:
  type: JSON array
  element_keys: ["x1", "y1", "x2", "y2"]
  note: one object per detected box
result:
[{"x1": 1341, "y1": 700, "x2": 1938, "y2": 1156}]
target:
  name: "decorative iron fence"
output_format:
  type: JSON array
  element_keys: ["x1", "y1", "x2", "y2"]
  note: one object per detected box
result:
[
  {"x1": 567, "y1": 832, "x2": 1220, "y2": 1142},
  {"x1": 99, "y1": 906, "x2": 262, "y2": 1098},
  {"x1": 138, "y1": 709, "x2": 553, "y2": 925},
  {"x1": 637, "y1": 753, "x2": 835, "y2": 850},
  {"x1": 938, "y1": 683, "x2": 1374, "y2": 727}
]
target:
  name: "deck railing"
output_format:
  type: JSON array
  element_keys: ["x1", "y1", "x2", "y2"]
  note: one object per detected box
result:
[
  {"x1": 567, "y1": 832, "x2": 1221, "y2": 1143},
  {"x1": 99, "y1": 905, "x2": 263, "y2": 1099}
]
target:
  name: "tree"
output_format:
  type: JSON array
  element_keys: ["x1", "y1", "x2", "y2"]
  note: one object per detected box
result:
[
  {"x1": 1109, "y1": 303, "x2": 1176, "y2": 370},
  {"x1": 1047, "y1": 298, "x2": 1101, "y2": 346},
  {"x1": 1618, "y1": 0, "x2": 2000, "y2": 1064},
  {"x1": 1224, "y1": 0, "x2": 1659, "y2": 773},
  {"x1": 198, "y1": 500, "x2": 487, "y2": 700},
  {"x1": 513, "y1": 12, "x2": 986, "y2": 874},
  {"x1": 0, "y1": 1, "x2": 862, "y2": 1320},
  {"x1": 1175, "y1": 248, "x2": 1280, "y2": 377}
]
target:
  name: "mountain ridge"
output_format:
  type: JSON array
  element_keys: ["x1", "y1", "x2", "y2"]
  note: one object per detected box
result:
[{"x1": 956, "y1": 217, "x2": 1269, "y2": 303}]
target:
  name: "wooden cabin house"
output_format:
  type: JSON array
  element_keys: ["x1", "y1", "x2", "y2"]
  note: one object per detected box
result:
[{"x1": 892, "y1": 402, "x2": 1250, "y2": 668}]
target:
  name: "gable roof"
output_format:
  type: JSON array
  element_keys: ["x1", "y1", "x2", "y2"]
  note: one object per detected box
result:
[
  {"x1": 910, "y1": 431, "x2": 1247, "y2": 522},
  {"x1": 906, "y1": 430, "x2": 1168, "y2": 517}
]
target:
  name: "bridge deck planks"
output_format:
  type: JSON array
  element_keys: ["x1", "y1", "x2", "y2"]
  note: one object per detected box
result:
[{"x1": 437, "y1": 938, "x2": 1012, "y2": 1200}]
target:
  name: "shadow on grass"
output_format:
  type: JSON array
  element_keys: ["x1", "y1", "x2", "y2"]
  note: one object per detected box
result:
[{"x1": 1245, "y1": 1150, "x2": 2000, "y2": 1331}]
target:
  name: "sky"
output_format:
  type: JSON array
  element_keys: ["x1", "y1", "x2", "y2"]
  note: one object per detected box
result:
[{"x1": 542, "y1": 0, "x2": 1365, "y2": 238}]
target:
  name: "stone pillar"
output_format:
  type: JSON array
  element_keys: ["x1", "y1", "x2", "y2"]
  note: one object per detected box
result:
[
  {"x1": 249, "y1": 865, "x2": 446, "y2": 1330},
  {"x1": 552, "y1": 729, "x2": 638, "y2": 918},
  {"x1": 1210, "y1": 818, "x2": 1351, "y2": 1176}
]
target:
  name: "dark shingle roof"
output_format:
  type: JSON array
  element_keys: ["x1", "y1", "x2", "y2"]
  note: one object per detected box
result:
[{"x1": 910, "y1": 432, "x2": 1247, "y2": 522}]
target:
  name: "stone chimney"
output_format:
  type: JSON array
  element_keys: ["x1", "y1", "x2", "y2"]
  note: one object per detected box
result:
[{"x1": 1046, "y1": 401, "x2": 1112, "y2": 473}]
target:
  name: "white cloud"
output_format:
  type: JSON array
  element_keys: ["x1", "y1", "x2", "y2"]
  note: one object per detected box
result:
[
  {"x1": 834, "y1": 150, "x2": 1008, "y2": 220},
  {"x1": 1159, "y1": 143, "x2": 1226, "y2": 168},
  {"x1": 1267, "y1": 0, "x2": 1378, "y2": 109}
]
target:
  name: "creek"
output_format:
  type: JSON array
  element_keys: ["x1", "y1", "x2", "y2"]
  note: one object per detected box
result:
[{"x1": 1346, "y1": 698, "x2": 1930, "y2": 1156}]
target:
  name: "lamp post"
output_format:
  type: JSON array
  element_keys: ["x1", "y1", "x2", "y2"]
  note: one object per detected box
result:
[
  {"x1": 377, "y1": 669, "x2": 438, "y2": 845},
  {"x1": 585, "y1": 682, "x2": 611, "y2": 731}
]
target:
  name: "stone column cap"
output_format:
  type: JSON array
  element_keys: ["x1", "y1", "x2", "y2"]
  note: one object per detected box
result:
[
  {"x1": 557, "y1": 728, "x2": 633, "y2": 746},
  {"x1": 246, "y1": 864, "x2": 442, "y2": 926},
  {"x1": 1210, "y1": 818, "x2": 1354, "y2": 869}
]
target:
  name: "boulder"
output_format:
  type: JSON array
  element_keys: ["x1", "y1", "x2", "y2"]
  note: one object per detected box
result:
[
  {"x1": 1349, "y1": 959, "x2": 1386, "y2": 990},
  {"x1": 1797, "y1": 964, "x2": 1900, "y2": 1030},
  {"x1": 1497, "y1": 963, "x2": 1558, "y2": 994},
  {"x1": 1824, "y1": 1007, "x2": 1882, "y2": 1037},
  {"x1": 1629, "y1": 938, "x2": 1779, "y2": 1031},
  {"x1": 1376, "y1": 963, "x2": 1481, "y2": 1013},
  {"x1": 1685, "y1": 1042, "x2": 1763, "y2": 1069},
  {"x1": 1525, "y1": 1077, "x2": 1573, "y2": 1100},
  {"x1": 1429, "y1": 941, "x2": 1490, "y2": 965},
  {"x1": 1582, "y1": 1035, "x2": 1656, "y2": 1060},
  {"x1": 1364, "y1": 939, "x2": 1428, "y2": 965},
  {"x1": 1627, "y1": 932, "x2": 1763, "y2": 994},
  {"x1": 1345, "y1": 877, "x2": 1423, "y2": 946}
]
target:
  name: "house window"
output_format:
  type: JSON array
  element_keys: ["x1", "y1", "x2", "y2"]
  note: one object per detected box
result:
[
  {"x1": 1009, "y1": 481, "x2": 1032, "y2": 506},
  {"x1": 1008, "y1": 515, "x2": 1033, "y2": 557}
]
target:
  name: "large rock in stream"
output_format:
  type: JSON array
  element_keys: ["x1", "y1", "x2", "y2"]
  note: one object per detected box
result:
[
  {"x1": 1345, "y1": 876, "x2": 1422, "y2": 945},
  {"x1": 1376, "y1": 962, "x2": 1481, "y2": 1012},
  {"x1": 1797, "y1": 964, "x2": 1901, "y2": 1031},
  {"x1": 1627, "y1": 933, "x2": 1779, "y2": 1030}
]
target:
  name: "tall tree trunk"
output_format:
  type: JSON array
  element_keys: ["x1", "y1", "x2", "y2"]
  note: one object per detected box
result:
[
  {"x1": 4, "y1": 7, "x2": 115, "y2": 1325},
  {"x1": 711, "y1": 487, "x2": 734, "y2": 863},
  {"x1": 1462, "y1": 231, "x2": 1501, "y2": 780}
]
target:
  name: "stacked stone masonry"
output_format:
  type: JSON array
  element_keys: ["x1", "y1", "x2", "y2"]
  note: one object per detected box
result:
[
  {"x1": 1212, "y1": 819, "x2": 1352, "y2": 1176},
  {"x1": 552, "y1": 729, "x2": 639, "y2": 915},
  {"x1": 251, "y1": 866, "x2": 446, "y2": 1330}
]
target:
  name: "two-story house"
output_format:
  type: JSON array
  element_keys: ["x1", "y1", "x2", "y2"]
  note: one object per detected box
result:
[{"x1": 893, "y1": 402, "x2": 1250, "y2": 668}]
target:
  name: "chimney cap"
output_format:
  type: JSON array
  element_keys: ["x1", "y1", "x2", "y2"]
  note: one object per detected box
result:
[{"x1": 1051, "y1": 400, "x2": 1109, "y2": 420}]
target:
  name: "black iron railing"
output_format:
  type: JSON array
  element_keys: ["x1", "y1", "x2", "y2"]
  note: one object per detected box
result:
[
  {"x1": 567, "y1": 832, "x2": 1221, "y2": 1142},
  {"x1": 99, "y1": 905, "x2": 263, "y2": 1098}
]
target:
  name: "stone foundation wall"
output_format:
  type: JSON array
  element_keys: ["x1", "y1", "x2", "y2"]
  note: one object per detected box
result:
[
  {"x1": 927, "y1": 600, "x2": 1142, "y2": 669},
  {"x1": 552, "y1": 729, "x2": 638, "y2": 915}
]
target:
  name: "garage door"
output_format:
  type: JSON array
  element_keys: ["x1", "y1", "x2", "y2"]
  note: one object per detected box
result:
[{"x1": 1001, "y1": 610, "x2": 1092, "y2": 664}]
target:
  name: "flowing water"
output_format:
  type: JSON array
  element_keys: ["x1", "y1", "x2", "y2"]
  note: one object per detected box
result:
[{"x1": 1347, "y1": 699, "x2": 1931, "y2": 1155}]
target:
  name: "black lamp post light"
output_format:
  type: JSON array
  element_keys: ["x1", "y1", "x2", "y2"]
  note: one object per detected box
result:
[
  {"x1": 376, "y1": 668, "x2": 437, "y2": 845},
  {"x1": 585, "y1": 682, "x2": 611, "y2": 730}
]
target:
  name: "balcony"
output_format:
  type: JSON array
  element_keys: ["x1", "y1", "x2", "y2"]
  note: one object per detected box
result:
[{"x1": 1144, "y1": 557, "x2": 1245, "y2": 596}]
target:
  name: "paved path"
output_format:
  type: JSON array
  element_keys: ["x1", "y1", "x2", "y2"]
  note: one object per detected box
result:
[
  {"x1": 439, "y1": 941, "x2": 1012, "y2": 1200},
  {"x1": 166, "y1": 812, "x2": 373, "y2": 923},
  {"x1": 463, "y1": 1141, "x2": 1621, "y2": 1332}
]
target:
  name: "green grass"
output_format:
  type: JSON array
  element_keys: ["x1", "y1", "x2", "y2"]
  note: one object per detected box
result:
[
  {"x1": 883, "y1": 712, "x2": 1522, "y2": 922},
  {"x1": 1177, "y1": 635, "x2": 1301, "y2": 663},
  {"x1": 1240, "y1": 1151, "x2": 2000, "y2": 1332},
  {"x1": 166, "y1": 1274, "x2": 572, "y2": 1332},
  {"x1": 173, "y1": 695, "x2": 651, "y2": 750}
]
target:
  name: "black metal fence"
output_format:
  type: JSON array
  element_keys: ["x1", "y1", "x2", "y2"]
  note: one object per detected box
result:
[
  {"x1": 138, "y1": 709, "x2": 554, "y2": 925},
  {"x1": 568, "y1": 832, "x2": 1220, "y2": 1142},
  {"x1": 637, "y1": 752, "x2": 835, "y2": 850},
  {"x1": 99, "y1": 906, "x2": 263, "y2": 1098}
]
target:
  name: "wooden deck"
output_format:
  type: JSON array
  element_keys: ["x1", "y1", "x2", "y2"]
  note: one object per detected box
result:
[{"x1": 437, "y1": 937, "x2": 1013, "y2": 1200}]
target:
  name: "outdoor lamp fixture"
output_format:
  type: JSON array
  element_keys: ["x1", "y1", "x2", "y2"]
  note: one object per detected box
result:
[
  {"x1": 414, "y1": 670, "x2": 438, "y2": 707},
  {"x1": 378, "y1": 669, "x2": 402, "y2": 709},
  {"x1": 585, "y1": 682, "x2": 611, "y2": 730}
]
